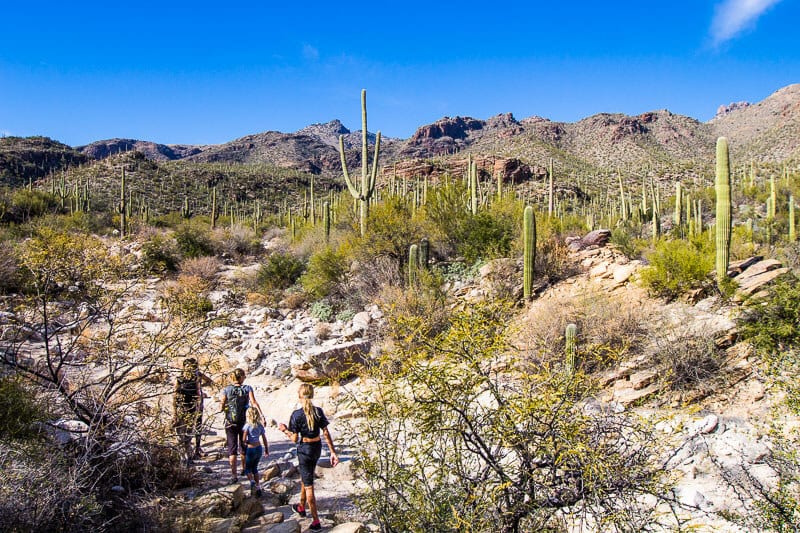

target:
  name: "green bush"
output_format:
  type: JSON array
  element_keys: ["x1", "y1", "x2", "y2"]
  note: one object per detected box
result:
[
  {"x1": 310, "y1": 300, "x2": 334, "y2": 321},
  {"x1": 639, "y1": 238, "x2": 713, "y2": 300},
  {"x1": 0, "y1": 377, "x2": 48, "y2": 439},
  {"x1": 174, "y1": 222, "x2": 214, "y2": 258},
  {"x1": 141, "y1": 233, "x2": 180, "y2": 273},
  {"x1": 300, "y1": 246, "x2": 348, "y2": 300},
  {"x1": 258, "y1": 252, "x2": 305, "y2": 293}
]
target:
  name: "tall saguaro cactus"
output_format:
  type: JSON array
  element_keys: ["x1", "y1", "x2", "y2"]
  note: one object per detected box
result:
[
  {"x1": 119, "y1": 167, "x2": 127, "y2": 237},
  {"x1": 339, "y1": 89, "x2": 382, "y2": 236},
  {"x1": 523, "y1": 205, "x2": 536, "y2": 300},
  {"x1": 715, "y1": 137, "x2": 732, "y2": 282}
]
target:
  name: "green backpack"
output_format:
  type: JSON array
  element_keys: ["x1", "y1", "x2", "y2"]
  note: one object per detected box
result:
[{"x1": 225, "y1": 385, "x2": 248, "y2": 426}]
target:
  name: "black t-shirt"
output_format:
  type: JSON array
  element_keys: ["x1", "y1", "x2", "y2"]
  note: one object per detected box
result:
[{"x1": 288, "y1": 406, "x2": 329, "y2": 439}]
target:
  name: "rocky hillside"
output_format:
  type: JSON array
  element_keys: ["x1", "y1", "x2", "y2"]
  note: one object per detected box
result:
[
  {"x1": 4, "y1": 84, "x2": 799, "y2": 189},
  {"x1": 0, "y1": 136, "x2": 89, "y2": 187},
  {"x1": 710, "y1": 83, "x2": 800, "y2": 162}
]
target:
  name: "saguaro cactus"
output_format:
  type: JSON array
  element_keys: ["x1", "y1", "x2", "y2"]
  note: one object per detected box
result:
[
  {"x1": 408, "y1": 244, "x2": 419, "y2": 285},
  {"x1": 565, "y1": 323, "x2": 577, "y2": 375},
  {"x1": 323, "y1": 201, "x2": 331, "y2": 242},
  {"x1": 469, "y1": 159, "x2": 478, "y2": 215},
  {"x1": 339, "y1": 89, "x2": 381, "y2": 236},
  {"x1": 715, "y1": 137, "x2": 732, "y2": 282},
  {"x1": 674, "y1": 182, "x2": 682, "y2": 228},
  {"x1": 523, "y1": 205, "x2": 536, "y2": 300},
  {"x1": 790, "y1": 196, "x2": 796, "y2": 242},
  {"x1": 119, "y1": 167, "x2": 127, "y2": 237}
]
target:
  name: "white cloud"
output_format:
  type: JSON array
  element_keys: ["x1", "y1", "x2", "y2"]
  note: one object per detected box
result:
[
  {"x1": 711, "y1": 0, "x2": 782, "y2": 45},
  {"x1": 302, "y1": 44, "x2": 320, "y2": 61}
]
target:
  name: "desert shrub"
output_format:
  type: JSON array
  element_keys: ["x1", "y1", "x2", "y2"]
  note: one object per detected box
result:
[
  {"x1": 257, "y1": 251, "x2": 305, "y2": 294},
  {"x1": 4, "y1": 189, "x2": 59, "y2": 223},
  {"x1": 0, "y1": 442, "x2": 103, "y2": 532},
  {"x1": 141, "y1": 233, "x2": 180, "y2": 273},
  {"x1": 161, "y1": 274, "x2": 214, "y2": 319},
  {"x1": 535, "y1": 233, "x2": 578, "y2": 282},
  {"x1": 359, "y1": 196, "x2": 428, "y2": 266},
  {"x1": 344, "y1": 255, "x2": 402, "y2": 310},
  {"x1": 650, "y1": 333, "x2": 723, "y2": 392},
  {"x1": 212, "y1": 224, "x2": 262, "y2": 258},
  {"x1": 379, "y1": 269, "x2": 450, "y2": 345},
  {"x1": 310, "y1": 300, "x2": 334, "y2": 322},
  {"x1": 300, "y1": 246, "x2": 349, "y2": 300},
  {"x1": 422, "y1": 181, "x2": 471, "y2": 256},
  {"x1": 349, "y1": 300, "x2": 676, "y2": 532},
  {"x1": 738, "y1": 274, "x2": 800, "y2": 412},
  {"x1": 314, "y1": 322, "x2": 332, "y2": 341},
  {"x1": 639, "y1": 238, "x2": 714, "y2": 300},
  {"x1": 456, "y1": 210, "x2": 516, "y2": 264},
  {"x1": 0, "y1": 377, "x2": 48, "y2": 439},
  {"x1": 280, "y1": 290, "x2": 307, "y2": 310},
  {"x1": 335, "y1": 308, "x2": 356, "y2": 323},
  {"x1": 174, "y1": 222, "x2": 214, "y2": 258},
  {"x1": 179, "y1": 256, "x2": 221, "y2": 287},
  {"x1": 0, "y1": 241, "x2": 22, "y2": 294},
  {"x1": 611, "y1": 225, "x2": 649, "y2": 259},
  {"x1": 519, "y1": 288, "x2": 646, "y2": 372}
]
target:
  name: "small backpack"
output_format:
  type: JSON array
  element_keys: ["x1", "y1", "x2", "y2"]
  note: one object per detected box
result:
[
  {"x1": 225, "y1": 385, "x2": 248, "y2": 426},
  {"x1": 176, "y1": 375, "x2": 199, "y2": 409}
]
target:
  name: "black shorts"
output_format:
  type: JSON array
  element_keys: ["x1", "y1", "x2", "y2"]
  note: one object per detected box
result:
[
  {"x1": 297, "y1": 441, "x2": 322, "y2": 486},
  {"x1": 225, "y1": 423, "x2": 245, "y2": 457}
]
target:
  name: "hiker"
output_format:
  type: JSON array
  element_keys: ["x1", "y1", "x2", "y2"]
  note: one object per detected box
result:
[
  {"x1": 219, "y1": 368, "x2": 265, "y2": 484},
  {"x1": 242, "y1": 407, "x2": 269, "y2": 497},
  {"x1": 278, "y1": 383, "x2": 339, "y2": 531},
  {"x1": 173, "y1": 357, "x2": 214, "y2": 463}
]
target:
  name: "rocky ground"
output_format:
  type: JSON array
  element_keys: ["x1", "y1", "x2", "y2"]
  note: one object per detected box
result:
[{"x1": 168, "y1": 233, "x2": 796, "y2": 532}]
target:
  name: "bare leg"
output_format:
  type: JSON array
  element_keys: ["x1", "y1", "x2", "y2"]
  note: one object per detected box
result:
[
  {"x1": 299, "y1": 482, "x2": 308, "y2": 509},
  {"x1": 305, "y1": 484, "x2": 319, "y2": 523},
  {"x1": 228, "y1": 455, "x2": 237, "y2": 478}
]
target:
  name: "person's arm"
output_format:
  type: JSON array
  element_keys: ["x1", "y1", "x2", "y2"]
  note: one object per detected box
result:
[
  {"x1": 261, "y1": 429, "x2": 269, "y2": 455},
  {"x1": 248, "y1": 389, "x2": 266, "y2": 423},
  {"x1": 322, "y1": 427, "x2": 339, "y2": 467},
  {"x1": 278, "y1": 422, "x2": 299, "y2": 443},
  {"x1": 219, "y1": 388, "x2": 228, "y2": 414}
]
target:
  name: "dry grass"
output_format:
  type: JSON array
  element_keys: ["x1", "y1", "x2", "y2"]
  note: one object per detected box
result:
[
  {"x1": 514, "y1": 285, "x2": 648, "y2": 372},
  {"x1": 180, "y1": 256, "x2": 222, "y2": 287}
]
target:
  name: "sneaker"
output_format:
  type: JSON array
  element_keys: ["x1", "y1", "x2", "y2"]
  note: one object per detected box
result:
[
  {"x1": 230, "y1": 476, "x2": 238, "y2": 484},
  {"x1": 309, "y1": 521, "x2": 322, "y2": 531},
  {"x1": 255, "y1": 488, "x2": 262, "y2": 498},
  {"x1": 291, "y1": 503, "x2": 307, "y2": 517}
]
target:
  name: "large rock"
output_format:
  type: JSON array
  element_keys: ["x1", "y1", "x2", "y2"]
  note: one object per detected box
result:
[
  {"x1": 193, "y1": 483, "x2": 246, "y2": 516},
  {"x1": 290, "y1": 340, "x2": 370, "y2": 383},
  {"x1": 330, "y1": 524, "x2": 368, "y2": 533}
]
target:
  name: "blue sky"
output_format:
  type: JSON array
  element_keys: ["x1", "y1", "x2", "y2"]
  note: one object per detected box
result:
[{"x1": 0, "y1": 1, "x2": 797, "y2": 146}]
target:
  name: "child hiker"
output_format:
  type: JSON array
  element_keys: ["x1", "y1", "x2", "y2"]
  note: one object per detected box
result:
[
  {"x1": 242, "y1": 407, "x2": 269, "y2": 497},
  {"x1": 278, "y1": 383, "x2": 339, "y2": 531}
]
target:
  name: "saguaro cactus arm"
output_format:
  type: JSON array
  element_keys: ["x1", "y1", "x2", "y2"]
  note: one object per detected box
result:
[{"x1": 715, "y1": 137, "x2": 732, "y2": 281}]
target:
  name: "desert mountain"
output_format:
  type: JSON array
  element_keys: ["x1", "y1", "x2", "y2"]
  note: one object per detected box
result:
[{"x1": 4, "y1": 84, "x2": 798, "y2": 187}]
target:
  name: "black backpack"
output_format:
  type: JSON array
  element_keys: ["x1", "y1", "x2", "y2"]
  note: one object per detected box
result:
[
  {"x1": 176, "y1": 375, "x2": 199, "y2": 409},
  {"x1": 225, "y1": 385, "x2": 248, "y2": 426}
]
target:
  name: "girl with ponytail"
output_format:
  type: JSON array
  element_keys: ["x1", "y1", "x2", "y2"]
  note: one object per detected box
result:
[{"x1": 279, "y1": 383, "x2": 339, "y2": 530}]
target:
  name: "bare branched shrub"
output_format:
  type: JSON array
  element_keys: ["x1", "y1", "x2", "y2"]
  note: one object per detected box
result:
[
  {"x1": 211, "y1": 224, "x2": 261, "y2": 258},
  {"x1": 535, "y1": 233, "x2": 580, "y2": 282},
  {"x1": 650, "y1": 332, "x2": 723, "y2": 392},
  {"x1": 161, "y1": 274, "x2": 214, "y2": 319},
  {"x1": 345, "y1": 255, "x2": 402, "y2": 310},
  {"x1": 179, "y1": 256, "x2": 221, "y2": 288}
]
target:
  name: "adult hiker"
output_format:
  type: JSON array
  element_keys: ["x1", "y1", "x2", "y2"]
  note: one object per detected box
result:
[
  {"x1": 278, "y1": 383, "x2": 339, "y2": 531},
  {"x1": 173, "y1": 357, "x2": 215, "y2": 463},
  {"x1": 242, "y1": 407, "x2": 269, "y2": 497},
  {"x1": 219, "y1": 368, "x2": 265, "y2": 484}
]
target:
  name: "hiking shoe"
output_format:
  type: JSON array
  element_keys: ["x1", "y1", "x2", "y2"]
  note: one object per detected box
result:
[
  {"x1": 309, "y1": 521, "x2": 322, "y2": 531},
  {"x1": 255, "y1": 488, "x2": 262, "y2": 498},
  {"x1": 291, "y1": 503, "x2": 307, "y2": 517},
  {"x1": 230, "y1": 476, "x2": 238, "y2": 485}
]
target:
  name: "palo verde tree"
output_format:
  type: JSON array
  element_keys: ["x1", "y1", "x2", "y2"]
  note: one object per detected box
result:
[{"x1": 347, "y1": 300, "x2": 679, "y2": 533}]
